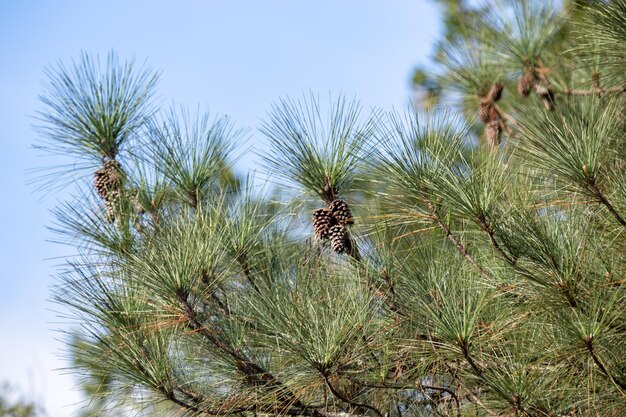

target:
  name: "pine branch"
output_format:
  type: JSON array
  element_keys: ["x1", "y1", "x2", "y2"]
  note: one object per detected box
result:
[
  {"x1": 320, "y1": 371, "x2": 383, "y2": 417},
  {"x1": 476, "y1": 214, "x2": 517, "y2": 266},
  {"x1": 34, "y1": 52, "x2": 159, "y2": 191},
  {"x1": 178, "y1": 293, "x2": 324, "y2": 417},
  {"x1": 459, "y1": 342, "x2": 483, "y2": 378},
  {"x1": 162, "y1": 386, "x2": 250, "y2": 416},
  {"x1": 555, "y1": 86, "x2": 626, "y2": 96},
  {"x1": 585, "y1": 181, "x2": 626, "y2": 228},
  {"x1": 353, "y1": 380, "x2": 460, "y2": 415},
  {"x1": 584, "y1": 337, "x2": 626, "y2": 395},
  {"x1": 235, "y1": 252, "x2": 260, "y2": 293},
  {"x1": 41, "y1": 15, "x2": 626, "y2": 414},
  {"x1": 444, "y1": 363, "x2": 499, "y2": 417},
  {"x1": 465, "y1": 392, "x2": 499, "y2": 417},
  {"x1": 428, "y1": 203, "x2": 492, "y2": 281}
]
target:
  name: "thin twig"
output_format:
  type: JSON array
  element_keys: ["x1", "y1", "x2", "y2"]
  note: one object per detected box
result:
[
  {"x1": 354, "y1": 379, "x2": 460, "y2": 416},
  {"x1": 555, "y1": 86, "x2": 626, "y2": 96},
  {"x1": 476, "y1": 214, "x2": 517, "y2": 266},
  {"x1": 585, "y1": 338, "x2": 626, "y2": 395},
  {"x1": 236, "y1": 252, "x2": 261, "y2": 293},
  {"x1": 444, "y1": 363, "x2": 499, "y2": 417},
  {"x1": 460, "y1": 342, "x2": 483, "y2": 377},
  {"x1": 321, "y1": 372, "x2": 384, "y2": 417},
  {"x1": 465, "y1": 392, "x2": 498, "y2": 417},
  {"x1": 164, "y1": 387, "x2": 249, "y2": 416},
  {"x1": 587, "y1": 182, "x2": 626, "y2": 227}
]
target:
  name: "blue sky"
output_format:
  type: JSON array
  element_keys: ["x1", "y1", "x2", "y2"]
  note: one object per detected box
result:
[{"x1": 0, "y1": 1, "x2": 439, "y2": 415}]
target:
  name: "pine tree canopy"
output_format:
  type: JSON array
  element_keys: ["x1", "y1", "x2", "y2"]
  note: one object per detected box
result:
[{"x1": 35, "y1": 1, "x2": 625, "y2": 416}]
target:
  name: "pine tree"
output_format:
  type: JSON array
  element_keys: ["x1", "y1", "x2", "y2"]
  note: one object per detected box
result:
[{"x1": 36, "y1": 1, "x2": 625, "y2": 416}]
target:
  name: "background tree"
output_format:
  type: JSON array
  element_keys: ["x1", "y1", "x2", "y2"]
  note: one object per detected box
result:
[
  {"x1": 0, "y1": 382, "x2": 47, "y2": 417},
  {"x1": 37, "y1": 1, "x2": 625, "y2": 416}
]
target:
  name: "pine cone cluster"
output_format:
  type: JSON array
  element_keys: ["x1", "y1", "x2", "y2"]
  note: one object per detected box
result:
[
  {"x1": 93, "y1": 159, "x2": 122, "y2": 200},
  {"x1": 517, "y1": 67, "x2": 554, "y2": 110},
  {"x1": 312, "y1": 198, "x2": 354, "y2": 254},
  {"x1": 93, "y1": 159, "x2": 124, "y2": 222}
]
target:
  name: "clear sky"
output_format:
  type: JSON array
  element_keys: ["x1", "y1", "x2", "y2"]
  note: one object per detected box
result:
[{"x1": 0, "y1": 1, "x2": 440, "y2": 415}]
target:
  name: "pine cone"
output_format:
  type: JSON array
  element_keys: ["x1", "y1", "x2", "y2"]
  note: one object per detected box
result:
[
  {"x1": 487, "y1": 82, "x2": 504, "y2": 102},
  {"x1": 485, "y1": 120, "x2": 501, "y2": 149},
  {"x1": 313, "y1": 208, "x2": 336, "y2": 240},
  {"x1": 517, "y1": 67, "x2": 536, "y2": 97},
  {"x1": 478, "y1": 99, "x2": 492, "y2": 123},
  {"x1": 93, "y1": 159, "x2": 122, "y2": 201},
  {"x1": 328, "y1": 225, "x2": 348, "y2": 254},
  {"x1": 93, "y1": 170, "x2": 109, "y2": 200},
  {"x1": 328, "y1": 199, "x2": 354, "y2": 225}
]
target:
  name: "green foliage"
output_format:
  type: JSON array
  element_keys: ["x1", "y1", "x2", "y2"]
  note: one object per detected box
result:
[
  {"x1": 145, "y1": 107, "x2": 244, "y2": 208},
  {"x1": 260, "y1": 94, "x2": 378, "y2": 202},
  {"x1": 36, "y1": 2, "x2": 626, "y2": 416},
  {"x1": 517, "y1": 96, "x2": 624, "y2": 198},
  {"x1": 575, "y1": 0, "x2": 626, "y2": 87},
  {"x1": 485, "y1": 1, "x2": 564, "y2": 67},
  {"x1": 34, "y1": 51, "x2": 159, "y2": 190}
]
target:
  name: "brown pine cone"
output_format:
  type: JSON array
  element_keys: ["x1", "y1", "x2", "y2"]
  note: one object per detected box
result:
[
  {"x1": 487, "y1": 82, "x2": 504, "y2": 102},
  {"x1": 93, "y1": 159, "x2": 122, "y2": 201},
  {"x1": 313, "y1": 208, "x2": 336, "y2": 240},
  {"x1": 328, "y1": 199, "x2": 354, "y2": 226},
  {"x1": 518, "y1": 67, "x2": 536, "y2": 97},
  {"x1": 328, "y1": 225, "x2": 348, "y2": 254},
  {"x1": 478, "y1": 99, "x2": 492, "y2": 123}
]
